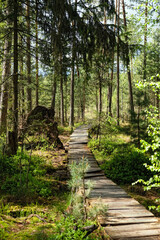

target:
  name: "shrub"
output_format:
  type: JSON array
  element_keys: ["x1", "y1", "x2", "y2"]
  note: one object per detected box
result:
[
  {"x1": 102, "y1": 146, "x2": 153, "y2": 184},
  {"x1": 0, "y1": 151, "x2": 52, "y2": 198},
  {"x1": 51, "y1": 216, "x2": 88, "y2": 240},
  {"x1": 0, "y1": 155, "x2": 18, "y2": 180},
  {"x1": 88, "y1": 137, "x2": 124, "y2": 156}
]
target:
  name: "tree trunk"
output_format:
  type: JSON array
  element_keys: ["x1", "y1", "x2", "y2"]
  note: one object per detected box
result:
[
  {"x1": 143, "y1": 0, "x2": 148, "y2": 82},
  {"x1": 20, "y1": 38, "x2": 25, "y2": 128},
  {"x1": 36, "y1": 0, "x2": 39, "y2": 106},
  {"x1": 70, "y1": 64, "x2": 75, "y2": 126},
  {"x1": 26, "y1": 0, "x2": 32, "y2": 112},
  {"x1": 117, "y1": 0, "x2": 120, "y2": 126},
  {"x1": 60, "y1": 64, "x2": 64, "y2": 126},
  {"x1": 0, "y1": 30, "x2": 12, "y2": 133},
  {"x1": 69, "y1": 0, "x2": 77, "y2": 127},
  {"x1": 98, "y1": 71, "x2": 102, "y2": 115},
  {"x1": 143, "y1": 1, "x2": 148, "y2": 104},
  {"x1": 108, "y1": 55, "x2": 114, "y2": 117},
  {"x1": 121, "y1": 0, "x2": 135, "y2": 121},
  {"x1": 107, "y1": 0, "x2": 117, "y2": 117},
  {"x1": 64, "y1": 73, "x2": 68, "y2": 122},
  {"x1": 96, "y1": 87, "x2": 98, "y2": 113},
  {"x1": 13, "y1": 0, "x2": 19, "y2": 154},
  {"x1": 156, "y1": 74, "x2": 160, "y2": 117},
  {"x1": 51, "y1": 76, "x2": 57, "y2": 112}
]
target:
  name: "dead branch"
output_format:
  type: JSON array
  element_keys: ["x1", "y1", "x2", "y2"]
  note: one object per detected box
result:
[{"x1": 24, "y1": 214, "x2": 48, "y2": 223}]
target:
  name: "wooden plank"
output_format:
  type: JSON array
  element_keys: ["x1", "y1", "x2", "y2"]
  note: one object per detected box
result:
[
  {"x1": 86, "y1": 168, "x2": 102, "y2": 173},
  {"x1": 91, "y1": 179, "x2": 118, "y2": 186},
  {"x1": 69, "y1": 142, "x2": 88, "y2": 145},
  {"x1": 89, "y1": 201, "x2": 150, "y2": 211},
  {"x1": 89, "y1": 197, "x2": 140, "y2": 205},
  {"x1": 99, "y1": 216, "x2": 158, "y2": 225},
  {"x1": 105, "y1": 229, "x2": 160, "y2": 239},
  {"x1": 68, "y1": 154, "x2": 94, "y2": 159},
  {"x1": 90, "y1": 188, "x2": 129, "y2": 196},
  {"x1": 85, "y1": 173, "x2": 105, "y2": 179},
  {"x1": 107, "y1": 209, "x2": 154, "y2": 218},
  {"x1": 118, "y1": 237, "x2": 160, "y2": 240},
  {"x1": 105, "y1": 223, "x2": 160, "y2": 232},
  {"x1": 89, "y1": 191, "x2": 131, "y2": 199},
  {"x1": 69, "y1": 139, "x2": 88, "y2": 144}
]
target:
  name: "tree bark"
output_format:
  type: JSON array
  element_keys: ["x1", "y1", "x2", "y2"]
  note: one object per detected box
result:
[
  {"x1": 60, "y1": 62, "x2": 64, "y2": 126},
  {"x1": 121, "y1": 0, "x2": 135, "y2": 121},
  {"x1": 98, "y1": 71, "x2": 102, "y2": 115},
  {"x1": 117, "y1": 0, "x2": 120, "y2": 126},
  {"x1": 0, "y1": 30, "x2": 12, "y2": 133},
  {"x1": 96, "y1": 87, "x2": 98, "y2": 113},
  {"x1": 36, "y1": 0, "x2": 39, "y2": 106},
  {"x1": 108, "y1": 55, "x2": 114, "y2": 117},
  {"x1": 107, "y1": 0, "x2": 117, "y2": 117},
  {"x1": 70, "y1": 63, "x2": 75, "y2": 126},
  {"x1": 13, "y1": 0, "x2": 19, "y2": 154},
  {"x1": 51, "y1": 76, "x2": 57, "y2": 112},
  {"x1": 26, "y1": 0, "x2": 32, "y2": 112},
  {"x1": 64, "y1": 73, "x2": 68, "y2": 122},
  {"x1": 69, "y1": 0, "x2": 77, "y2": 127},
  {"x1": 143, "y1": 0, "x2": 148, "y2": 82},
  {"x1": 20, "y1": 36, "x2": 25, "y2": 128}
]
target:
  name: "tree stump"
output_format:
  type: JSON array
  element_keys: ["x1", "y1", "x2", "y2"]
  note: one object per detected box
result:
[{"x1": 21, "y1": 105, "x2": 64, "y2": 149}]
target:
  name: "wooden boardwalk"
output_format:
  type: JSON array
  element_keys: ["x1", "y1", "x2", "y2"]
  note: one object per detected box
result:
[{"x1": 68, "y1": 125, "x2": 160, "y2": 240}]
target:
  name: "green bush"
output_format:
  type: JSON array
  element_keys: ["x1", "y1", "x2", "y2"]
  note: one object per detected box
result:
[
  {"x1": 0, "y1": 151, "x2": 52, "y2": 198},
  {"x1": 88, "y1": 137, "x2": 124, "y2": 156},
  {"x1": 1, "y1": 172, "x2": 52, "y2": 198},
  {"x1": 51, "y1": 216, "x2": 87, "y2": 240},
  {"x1": 0, "y1": 155, "x2": 18, "y2": 179},
  {"x1": 102, "y1": 146, "x2": 153, "y2": 184}
]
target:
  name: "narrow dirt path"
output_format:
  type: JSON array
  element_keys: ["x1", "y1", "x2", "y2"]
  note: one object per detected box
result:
[{"x1": 68, "y1": 125, "x2": 160, "y2": 240}]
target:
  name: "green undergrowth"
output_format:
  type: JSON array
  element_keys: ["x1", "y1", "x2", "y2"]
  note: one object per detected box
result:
[
  {"x1": 58, "y1": 125, "x2": 73, "y2": 135},
  {"x1": 0, "y1": 125, "x2": 106, "y2": 239},
  {"x1": 88, "y1": 120, "x2": 153, "y2": 185}
]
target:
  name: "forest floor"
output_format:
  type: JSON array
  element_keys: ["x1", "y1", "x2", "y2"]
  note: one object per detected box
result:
[
  {"x1": 0, "y1": 125, "x2": 105, "y2": 240},
  {"x1": 0, "y1": 122, "x2": 159, "y2": 239},
  {"x1": 0, "y1": 128, "x2": 71, "y2": 240}
]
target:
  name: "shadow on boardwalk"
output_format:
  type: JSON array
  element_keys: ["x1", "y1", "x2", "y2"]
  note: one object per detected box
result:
[{"x1": 68, "y1": 125, "x2": 160, "y2": 240}]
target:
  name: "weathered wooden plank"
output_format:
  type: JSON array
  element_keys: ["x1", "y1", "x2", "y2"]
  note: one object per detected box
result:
[
  {"x1": 89, "y1": 197, "x2": 140, "y2": 205},
  {"x1": 90, "y1": 188, "x2": 129, "y2": 196},
  {"x1": 88, "y1": 200, "x2": 150, "y2": 210},
  {"x1": 89, "y1": 191, "x2": 131, "y2": 199},
  {"x1": 69, "y1": 142, "x2": 87, "y2": 145},
  {"x1": 91, "y1": 179, "x2": 119, "y2": 187},
  {"x1": 105, "y1": 229, "x2": 160, "y2": 239},
  {"x1": 69, "y1": 139, "x2": 88, "y2": 144},
  {"x1": 85, "y1": 173, "x2": 105, "y2": 179},
  {"x1": 118, "y1": 237, "x2": 160, "y2": 240},
  {"x1": 68, "y1": 156, "x2": 96, "y2": 160},
  {"x1": 107, "y1": 209, "x2": 154, "y2": 218},
  {"x1": 106, "y1": 223, "x2": 160, "y2": 232},
  {"x1": 99, "y1": 216, "x2": 158, "y2": 225}
]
